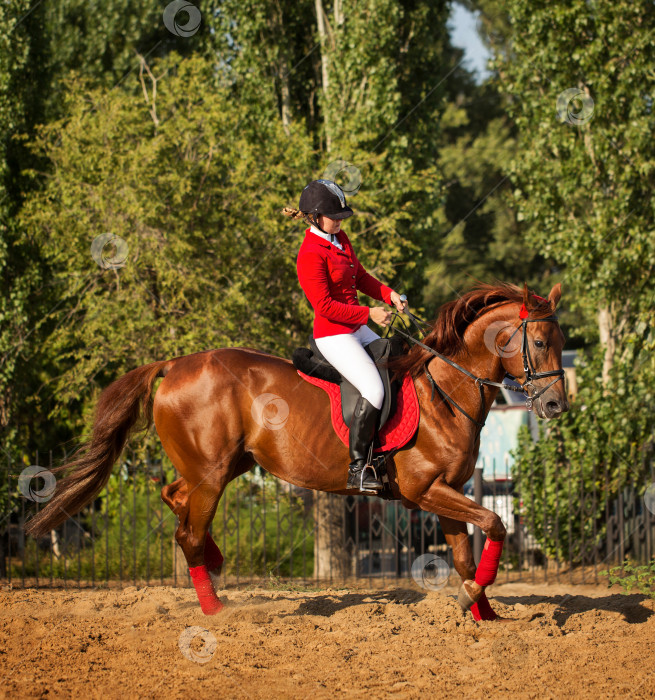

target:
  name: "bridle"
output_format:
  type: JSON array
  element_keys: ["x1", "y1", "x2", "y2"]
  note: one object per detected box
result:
[
  {"x1": 498, "y1": 305, "x2": 566, "y2": 411},
  {"x1": 386, "y1": 300, "x2": 565, "y2": 434}
]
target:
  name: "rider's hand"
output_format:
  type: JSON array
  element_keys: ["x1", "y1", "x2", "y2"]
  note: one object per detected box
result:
[
  {"x1": 390, "y1": 290, "x2": 408, "y2": 313},
  {"x1": 370, "y1": 306, "x2": 392, "y2": 326}
]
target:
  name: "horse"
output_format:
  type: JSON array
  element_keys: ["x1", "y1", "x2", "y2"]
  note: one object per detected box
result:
[{"x1": 25, "y1": 281, "x2": 568, "y2": 620}]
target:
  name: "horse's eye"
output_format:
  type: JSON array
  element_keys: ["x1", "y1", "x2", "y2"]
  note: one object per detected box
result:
[{"x1": 534, "y1": 340, "x2": 545, "y2": 349}]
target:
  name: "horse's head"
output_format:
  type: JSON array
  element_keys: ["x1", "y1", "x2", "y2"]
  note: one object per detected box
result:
[
  {"x1": 493, "y1": 283, "x2": 569, "y2": 420},
  {"x1": 388, "y1": 280, "x2": 570, "y2": 421}
]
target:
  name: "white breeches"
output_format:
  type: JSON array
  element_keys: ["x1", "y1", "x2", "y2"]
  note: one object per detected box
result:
[{"x1": 314, "y1": 325, "x2": 385, "y2": 410}]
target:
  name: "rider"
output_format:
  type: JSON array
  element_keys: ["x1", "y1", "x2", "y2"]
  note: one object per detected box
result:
[{"x1": 285, "y1": 179, "x2": 407, "y2": 491}]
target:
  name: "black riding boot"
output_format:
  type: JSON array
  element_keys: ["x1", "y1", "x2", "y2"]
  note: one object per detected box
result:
[{"x1": 346, "y1": 396, "x2": 383, "y2": 492}]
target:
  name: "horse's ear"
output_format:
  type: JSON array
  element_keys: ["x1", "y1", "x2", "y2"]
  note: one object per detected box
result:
[
  {"x1": 522, "y1": 283, "x2": 530, "y2": 307},
  {"x1": 548, "y1": 283, "x2": 562, "y2": 311}
]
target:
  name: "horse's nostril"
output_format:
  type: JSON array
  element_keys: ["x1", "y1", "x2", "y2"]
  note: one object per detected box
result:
[{"x1": 546, "y1": 400, "x2": 560, "y2": 414}]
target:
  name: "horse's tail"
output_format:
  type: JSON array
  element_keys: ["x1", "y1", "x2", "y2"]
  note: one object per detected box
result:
[{"x1": 25, "y1": 359, "x2": 175, "y2": 539}]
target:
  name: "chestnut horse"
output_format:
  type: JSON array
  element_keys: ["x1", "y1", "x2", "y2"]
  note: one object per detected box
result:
[{"x1": 26, "y1": 282, "x2": 568, "y2": 620}]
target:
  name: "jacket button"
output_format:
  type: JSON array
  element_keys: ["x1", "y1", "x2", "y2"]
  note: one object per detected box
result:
[
  {"x1": 351, "y1": 285, "x2": 355, "y2": 289},
  {"x1": 352, "y1": 275, "x2": 355, "y2": 279},
  {"x1": 350, "y1": 264, "x2": 354, "y2": 267}
]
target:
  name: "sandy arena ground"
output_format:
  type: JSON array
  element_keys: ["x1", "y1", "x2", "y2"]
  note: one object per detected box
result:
[{"x1": 1, "y1": 581, "x2": 654, "y2": 699}]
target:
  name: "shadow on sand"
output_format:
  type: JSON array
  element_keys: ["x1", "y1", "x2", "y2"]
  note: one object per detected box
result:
[
  {"x1": 272, "y1": 587, "x2": 428, "y2": 617},
  {"x1": 493, "y1": 592, "x2": 653, "y2": 626}
]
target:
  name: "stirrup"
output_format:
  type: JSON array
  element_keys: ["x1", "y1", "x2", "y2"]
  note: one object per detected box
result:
[{"x1": 347, "y1": 463, "x2": 383, "y2": 492}]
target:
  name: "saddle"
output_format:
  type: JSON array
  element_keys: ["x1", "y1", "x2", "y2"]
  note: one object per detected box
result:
[
  {"x1": 293, "y1": 334, "x2": 420, "y2": 499},
  {"x1": 292, "y1": 335, "x2": 407, "y2": 429}
]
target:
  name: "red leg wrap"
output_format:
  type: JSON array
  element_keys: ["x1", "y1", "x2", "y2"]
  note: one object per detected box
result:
[
  {"x1": 471, "y1": 591, "x2": 498, "y2": 621},
  {"x1": 204, "y1": 532, "x2": 224, "y2": 572},
  {"x1": 474, "y1": 538, "x2": 504, "y2": 587},
  {"x1": 189, "y1": 564, "x2": 223, "y2": 615}
]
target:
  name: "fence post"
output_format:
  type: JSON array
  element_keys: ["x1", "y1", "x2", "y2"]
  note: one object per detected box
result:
[
  {"x1": 313, "y1": 491, "x2": 350, "y2": 580},
  {"x1": 473, "y1": 467, "x2": 483, "y2": 565}
]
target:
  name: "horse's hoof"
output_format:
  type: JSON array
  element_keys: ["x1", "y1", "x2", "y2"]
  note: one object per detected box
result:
[
  {"x1": 457, "y1": 579, "x2": 481, "y2": 612},
  {"x1": 200, "y1": 598, "x2": 224, "y2": 615}
]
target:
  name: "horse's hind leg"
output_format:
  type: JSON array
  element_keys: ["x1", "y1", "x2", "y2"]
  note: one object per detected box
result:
[
  {"x1": 161, "y1": 476, "x2": 226, "y2": 615},
  {"x1": 161, "y1": 478, "x2": 224, "y2": 577}
]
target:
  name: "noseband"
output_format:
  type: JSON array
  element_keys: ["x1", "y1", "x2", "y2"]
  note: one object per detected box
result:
[{"x1": 388, "y1": 302, "x2": 565, "y2": 433}]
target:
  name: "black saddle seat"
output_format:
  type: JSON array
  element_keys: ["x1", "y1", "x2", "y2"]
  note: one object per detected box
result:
[{"x1": 292, "y1": 335, "x2": 407, "y2": 429}]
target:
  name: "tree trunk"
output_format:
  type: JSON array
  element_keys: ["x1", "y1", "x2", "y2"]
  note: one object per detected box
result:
[
  {"x1": 271, "y1": 1, "x2": 291, "y2": 134},
  {"x1": 278, "y1": 56, "x2": 292, "y2": 134},
  {"x1": 312, "y1": 0, "x2": 347, "y2": 579},
  {"x1": 313, "y1": 491, "x2": 351, "y2": 580},
  {"x1": 314, "y1": 0, "x2": 332, "y2": 153},
  {"x1": 598, "y1": 305, "x2": 615, "y2": 386}
]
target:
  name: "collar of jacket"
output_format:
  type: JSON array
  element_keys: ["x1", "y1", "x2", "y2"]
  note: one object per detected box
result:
[
  {"x1": 308, "y1": 223, "x2": 343, "y2": 248},
  {"x1": 304, "y1": 227, "x2": 349, "y2": 255}
]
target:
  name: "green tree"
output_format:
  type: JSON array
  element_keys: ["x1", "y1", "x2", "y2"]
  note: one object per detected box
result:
[
  {"x1": 423, "y1": 3, "x2": 563, "y2": 312},
  {"x1": 496, "y1": 0, "x2": 655, "y2": 562},
  {"x1": 0, "y1": 1, "x2": 55, "y2": 455},
  {"x1": 17, "y1": 54, "x2": 315, "y2": 434},
  {"x1": 423, "y1": 84, "x2": 550, "y2": 310}
]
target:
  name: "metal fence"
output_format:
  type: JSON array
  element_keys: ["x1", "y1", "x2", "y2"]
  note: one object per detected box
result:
[{"x1": 1, "y1": 448, "x2": 654, "y2": 589}]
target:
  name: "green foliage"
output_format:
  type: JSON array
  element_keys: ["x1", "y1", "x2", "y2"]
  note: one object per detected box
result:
[
  {"x1": 512, "y1": 343, "x2": 654, "y2": 562},
  {"x1": 17, "y1": 53, "x2": 316, "y2": 433},
  {"x1": 208, "y1": 0, "x2": 318, "y2": 124},
  {"x1": 218, "y1": 473, "x2": 315, "y2": 579},
  {"x1": 423, "y1": 89, "x2": 549, "y2": 310},
  {"x1": 11, "y1": 463, "x2": 314, "y2": 581},
  {"x1": 4, "y1": 1, "x2": 654, "y2": 582},
  {"x1": 501, "y1": 0, "x2": 655, "y2": 560},
  {"x1": 0, "y1": 1, "x2": 52, "y2": 452},
  {"x1": 212, "y1": 0, "x2": 472, "y2": 312},
  {"x1": 14, "y1": 467, "x2": 177, "y2": 581},
  {"x1": 602, "y1": 559, "x2": 655, "y2": 599},
  {"x1": 3, "y1": 0, "x2": 476, "y2": 457},
  {"x1": 495, "y1": 0, "x2": 655, "y2": 333}
]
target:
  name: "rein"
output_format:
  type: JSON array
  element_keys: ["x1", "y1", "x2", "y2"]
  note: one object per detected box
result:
[{"x1": 386, "y1": 301, "x2": 565, "y2": 432}]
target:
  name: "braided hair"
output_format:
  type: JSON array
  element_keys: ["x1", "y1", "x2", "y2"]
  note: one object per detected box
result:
[{"x1": 282, "y1": 207, "x2": 318, "y2": 228}]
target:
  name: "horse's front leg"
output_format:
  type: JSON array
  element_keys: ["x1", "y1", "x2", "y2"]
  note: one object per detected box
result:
[
  {"x1": 408, "y1": 477, "x2": 506, "y2": 620},
  {"x1": 439, "y1": 515, "x2": 499, "y2": 621}
]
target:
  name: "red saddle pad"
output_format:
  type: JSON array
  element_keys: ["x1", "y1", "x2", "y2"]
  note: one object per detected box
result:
[{"x1": 296, "y1": 371, "x2": 420, "y2": 453}]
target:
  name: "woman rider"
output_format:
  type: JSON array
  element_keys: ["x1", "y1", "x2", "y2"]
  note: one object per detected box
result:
[{"x1": 284, "y1": 179, "x2": 408, "y2": 492}]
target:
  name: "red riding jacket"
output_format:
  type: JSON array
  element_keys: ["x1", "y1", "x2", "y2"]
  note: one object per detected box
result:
[{"x1": 296, "y1": 228, "x2": 393, "y2": 338}]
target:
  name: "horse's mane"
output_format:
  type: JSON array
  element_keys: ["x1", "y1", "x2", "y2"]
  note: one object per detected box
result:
[{"x1": 389, "y1": 282, "x2": 555, "y2": 379}]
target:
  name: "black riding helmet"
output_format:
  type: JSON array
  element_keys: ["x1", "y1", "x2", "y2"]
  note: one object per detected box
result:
[{"x1": 299, "y1": 179, "x2": 354, "y2": 223}]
